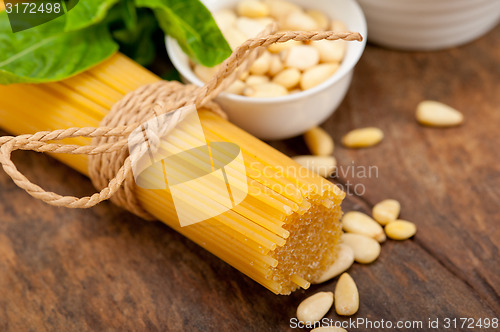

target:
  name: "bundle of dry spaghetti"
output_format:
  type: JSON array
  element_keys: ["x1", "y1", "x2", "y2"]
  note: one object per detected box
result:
[{"x1": 0, "y1": 29, "x2": 362, "y2": 293}]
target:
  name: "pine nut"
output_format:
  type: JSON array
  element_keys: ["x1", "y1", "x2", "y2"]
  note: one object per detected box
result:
[
  {"x1": 331, "y1": 20, "x2": 347, "y2": 32},
  {"x1": 265, "y1": 0, "x2": 301, "y2": 21},
  {"x1": 342, "y1": 127, "x2": 384, "y2": 148},
  {"x1": 194, "y1": 64, "x2": 219, "y2": 83},
  {"x1": 300, "y1": 63, "x2": 339, "y2": 90},
  {"x1": 237, "y1": 0, "x2": 270, "y2": 18},
  {"x1": 416, "y1": 100, "x2": 464, "y2": 127},
  {"x1": 225, "y1": 80, "x2": 246, "y2": 95},
  {"x1": 222, "y1": 28, "x2": 247, "y2": 50},
  {"x1": 196, "y1": 3, "x2": 348, "y2": 97},
  {"x1": 283, "y1": 45, "x2": 320, "y2": 70},
  {"x1": 313, "y1": 40, "x2": 346, "y2": 63},
  {"x1": 245, "y1": 75, "x2": 270, "y2": 86},
  {"x1": 385, "y1": 220, "x2": 417, "y2": 240},
  {"x1": 313, "y1": 244, "x2": 354, "y2": 283},
  {"x1": 236, "y1": 17, "x2": 268, "y2": 38},
  {"x1": 292, "y1": 155, "x2": 336, "y2": 178},
  {"x1": 306, "y1": 10, "x2": 329, "y2": 30},
  {"x1": 239, "y1": 70, "x2": 250, "y2": 81},
  {"x1": 249, "y1": 51, "x2": 272, "y2": 75},
  {"x1": 304, "y1": 126, "x2": 334, "y2": 156},
  {"x1": 296, "y1": 292, "x2": 334, "y2": 324},
  {"x1": 268, "y1": 39, "x2": 302, "y2": 53},
  {"x1": 342, "y1": 211, "x2": 386, "y2": 243},
  {"x1": 268, "y1": 54, "x2": 284, "y2": 76},
  {"x1": 255, "y1": 17, "x2": 274, "y2": 27},
  {"x1": 213, "y1": 9, "x2": 237, "y2": 31},
  {"x1": 335, "y1": 273, "x2": 359, "y2": 316},
  {"x1": 283, "y1": 10, "x2": 318, "y2": 31},
  {"x1": 272, "y1": 68, "x2": 301, "y2": 89},
  {"x1": 341, "y1": 233, "x2": 381, "y2": 264},
  {"x1": 243, "y1": 82, "x2": 288, "y2": 98},
  {"x1": 372, "y1": 199, "x2": 401, "y2": 225},
  {"x1": 311, "y1": 327, "x2": 347, "y2": 332}
]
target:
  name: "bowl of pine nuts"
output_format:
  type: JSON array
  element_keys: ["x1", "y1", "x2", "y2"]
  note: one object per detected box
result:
[
  {"x1": 357, "y1": 0, "x2": 500, "y2": 50},
  {"x1": 166, "y1": 0, "x2": 367, "y2": 140}
]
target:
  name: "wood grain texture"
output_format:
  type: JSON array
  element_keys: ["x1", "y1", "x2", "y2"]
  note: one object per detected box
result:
[{"x1": 0, "y1": 26, "x2": 499, "y2": 332}]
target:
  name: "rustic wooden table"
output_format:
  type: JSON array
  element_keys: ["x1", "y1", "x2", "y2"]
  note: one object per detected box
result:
[{"x1": 1, "y1": 25, "x2": 499, "y2": 332}]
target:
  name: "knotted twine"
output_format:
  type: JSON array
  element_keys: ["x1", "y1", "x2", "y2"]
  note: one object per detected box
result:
[{"x1": 0, "y1": 27, "x2": 362, "y2": 220}]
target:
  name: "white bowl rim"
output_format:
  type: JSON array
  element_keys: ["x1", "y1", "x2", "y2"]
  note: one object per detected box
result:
[{"x1": 165, "y1": 0, "x2": 367, "y2": 105}]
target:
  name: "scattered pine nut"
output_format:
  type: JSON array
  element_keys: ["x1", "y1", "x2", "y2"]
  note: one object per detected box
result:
[
  {"x1": 313, "y1": 244, "x2": 354, "y2": 283},
  {"x1": 292, "y1": 155, "x2": 336, "y2": 178},
  {"x1": 237, "y1": 0, "x2": 270, "y2": 18},
  {"x1": 311, "y1": 327, "x2": 348, "y2": 332},
  {"x1": 372, "y1": 199, "x2": 401, "y2": 225},
  {"x1": 335, "y1": 273, "x2": 359, "y2": 316},
  {"x1": 385, "y1": 220, "x2": 417, "y2": 240},
  {"x1": 341, "y1": 233, "x2": 381, "y2": 264},
  {"x1": 296, "y1": 291, "x2": 334, "y2": 324},
  {"x1": 342, "y1": 211, "x2": 386, "y2": 243},
  {"x1": 342, "y1": 127, "x2": 384, "y2": 148},
  {"x1": 416, "y1": 100, "x2": 464, "y2": 127},
  {"x1": 304, "y1": 126, "x2": 334, "y2": 156}
]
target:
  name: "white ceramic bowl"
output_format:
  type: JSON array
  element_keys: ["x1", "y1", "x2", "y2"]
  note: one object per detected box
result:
[
  {"x1": 357, "y1": 0, "x2": 500, "y2": 51},
  {"x1": 166, "y1": 0, "x2": 366, "y2": 140}
]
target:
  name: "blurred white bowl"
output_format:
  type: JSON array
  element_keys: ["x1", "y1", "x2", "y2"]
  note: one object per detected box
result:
[
  {"x1": 166, "y1": 0, "x2": 366, "y2": 140},
  {"x1": 357, "y1": 0, "x2": 500, "y2": 50}
]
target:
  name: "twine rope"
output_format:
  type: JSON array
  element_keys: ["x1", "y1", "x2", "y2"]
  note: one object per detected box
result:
[{"x1": 0, "y1": 28, "x2": 363, "y2": 220}]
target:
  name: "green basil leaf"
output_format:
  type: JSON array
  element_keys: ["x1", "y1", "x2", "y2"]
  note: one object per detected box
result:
[
  {"x1": 104, "y1": 0, "x2": 138, "y2": 31},
  {"x1": 0, "y1": 12, "x2": 118, "y2": 85},
  {"x1": 162, "y1": 68, "x2": 181, "y2": 82},
  {"x1": 64, "y1": 0, "x2": 119, "y2": 31},
  {"x1": 135, "y1": 0, "x2": 231, "y2": 67},
  {"x1": 111, "y1": 9, "x2": 158, "y2": 66},
  {"x1": 120, "y1": 0, "x2": 139, "y2": 31}
]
